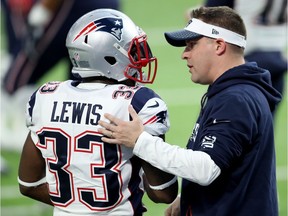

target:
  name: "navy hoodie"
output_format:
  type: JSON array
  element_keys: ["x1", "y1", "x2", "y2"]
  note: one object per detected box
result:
[{"x1": 181, "y1": 62, "x2": 281, "y2": 216}]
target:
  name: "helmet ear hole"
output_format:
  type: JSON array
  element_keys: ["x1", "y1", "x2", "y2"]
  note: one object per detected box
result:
[
  {"x1": 84, "y1": 35, "x2": 88, "y2": 44},
  {"x1": 104, "y1": 56, "x2": 117, "y2": 65}
]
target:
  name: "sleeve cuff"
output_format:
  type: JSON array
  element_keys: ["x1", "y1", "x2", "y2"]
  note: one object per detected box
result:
[
  {"x1": 133, "y1": 131, "x2": 150, "y2": 155},
  {"x1": 133, "y1": 131, "x2": 159, "y2": 157}
]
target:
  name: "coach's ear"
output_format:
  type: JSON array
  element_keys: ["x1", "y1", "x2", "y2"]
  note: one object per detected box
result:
[{"x1": 214, "y1": 38, "x2": 226, "y2": 55}]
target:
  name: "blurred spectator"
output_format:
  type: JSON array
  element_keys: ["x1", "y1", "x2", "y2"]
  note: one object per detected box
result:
[{"x1": 0, "y1": 0, "x2": 35, "y2": 60}]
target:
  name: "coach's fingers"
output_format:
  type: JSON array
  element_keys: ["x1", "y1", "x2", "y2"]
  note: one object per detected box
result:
[
  {"x1": 168, "y1": 196, "x2": 181, "y2": 216},
  {"x1": 101, "y1": 136, "x2": 120, "y2": 144},
  {"x1": 98, "y1": 127, "x2": 120, "y2": 144},
  {"x1": 128, "y1": 105, "x2": 139, "y2": 121},
  {"x1": 98, "y1": 127, "x2": 112, "y2": 137},
  {"x1": 98, "y1": 119, "x2": 117, "y2": 132},
  {"x1": 103, "y1": 113, "x2": 123, "y2": 126},
  {"x1": 165, "y1": 205, "x2": 172, "y2": 216}
]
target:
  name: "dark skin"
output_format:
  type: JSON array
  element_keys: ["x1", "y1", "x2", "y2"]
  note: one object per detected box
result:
[
  {"x1": 18, "y1": 133, "x2": 53, "y2": 205},
  {"x1": 141, "y1": 154, "x2": 178, "y2": 203},
  {"x1": 18, "y1": 77, "x2": 178, "y2": 205}
]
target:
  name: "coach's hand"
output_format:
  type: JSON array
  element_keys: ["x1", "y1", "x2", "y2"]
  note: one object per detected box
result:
[
  {"x1": 165, "y1": 195, "x2": 181, "y2": 216},
  {"x1": 98, "y1": 105, "x2": 144, "y2": 148}
]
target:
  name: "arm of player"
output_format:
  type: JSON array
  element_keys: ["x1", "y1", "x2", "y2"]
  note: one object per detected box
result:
[
  {"x1": 18, "y1": 133, "x2": 52, "y2": 205},
  {"x1": 141, "y1": 151, "x2": 178, "y2": 204}
]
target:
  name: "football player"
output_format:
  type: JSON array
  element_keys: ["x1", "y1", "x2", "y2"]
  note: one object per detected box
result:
[{"x1": 18, "y1": 9, "x2": 178, "y2": 216}]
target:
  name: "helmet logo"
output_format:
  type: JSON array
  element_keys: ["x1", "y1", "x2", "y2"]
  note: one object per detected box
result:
[{"x1": 73, "y1": 17, "x2": 123, "y2": 42}]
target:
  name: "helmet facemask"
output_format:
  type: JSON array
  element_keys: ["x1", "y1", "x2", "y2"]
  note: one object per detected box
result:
[{"x1": 125, "y1": 35, "x2": 157, "y2": 84}]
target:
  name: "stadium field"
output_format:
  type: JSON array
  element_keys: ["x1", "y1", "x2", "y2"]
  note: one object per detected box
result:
[{"x1": 1, "y1": 0, "x2": 287, "y2": 215}]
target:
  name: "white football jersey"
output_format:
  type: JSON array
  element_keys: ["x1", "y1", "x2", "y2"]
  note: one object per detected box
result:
[{"x1": 26, "y1": 80, "x2": 170, "y2": 216}]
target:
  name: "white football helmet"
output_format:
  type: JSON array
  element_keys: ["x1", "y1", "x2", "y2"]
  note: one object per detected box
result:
[{"x1": 66, "y1": 9, "x2": 157, "y2": 83}]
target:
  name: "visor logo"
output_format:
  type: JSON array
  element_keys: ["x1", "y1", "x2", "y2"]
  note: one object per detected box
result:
[{"x1": 212, "y1": 28, "x2": 219, "y2": 35}]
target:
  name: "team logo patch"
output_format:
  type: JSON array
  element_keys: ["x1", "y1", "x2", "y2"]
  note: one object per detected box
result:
[
  {"x1": 143, "y1": 111, "x2": 168, "y2": 125},
  {"x1": 73, "y1": 17, "x2": 123, "y2": 42},
  {"x1": 201, "y1": 135, "x2": 216, "y2": 148},
  {"x1": 212, "y1": 29, "x2": 219, "y2": 35},
  {"x1": 39, "y1": 81, "x2": 60, "y2": 94}
]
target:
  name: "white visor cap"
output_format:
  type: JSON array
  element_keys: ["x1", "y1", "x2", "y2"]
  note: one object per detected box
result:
[{"x1": 164, "y1": 18, "x2": 246, "y2": 48}]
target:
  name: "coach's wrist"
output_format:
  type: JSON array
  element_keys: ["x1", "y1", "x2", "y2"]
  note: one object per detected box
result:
[{"x1": 133, "y1": 131, "x2": 152, "y2": 154}]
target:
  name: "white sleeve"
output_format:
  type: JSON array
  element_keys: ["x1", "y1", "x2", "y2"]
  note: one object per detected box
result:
[{"x1": 133, "y1": 131, "x2": 221, "y2": 186}]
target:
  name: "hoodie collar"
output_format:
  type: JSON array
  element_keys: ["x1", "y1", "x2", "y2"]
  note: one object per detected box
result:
[{"x1": 206, "y1": 62, "x2": 281, "y2": 111}]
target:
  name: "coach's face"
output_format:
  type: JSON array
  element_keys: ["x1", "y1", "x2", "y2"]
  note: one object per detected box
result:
[{"x1": 182, "y1": 37, "x2": 216, "y2": 85}]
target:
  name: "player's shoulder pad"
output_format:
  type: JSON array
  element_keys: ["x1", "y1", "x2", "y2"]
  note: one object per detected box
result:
[{"x1": 132, "y1": 87, "x2": 162, "y2": 113}]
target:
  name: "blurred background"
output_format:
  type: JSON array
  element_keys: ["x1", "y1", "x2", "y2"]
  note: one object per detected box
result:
[{"x1": 1, "y1": 0, "x2": 287, "y2": 215}]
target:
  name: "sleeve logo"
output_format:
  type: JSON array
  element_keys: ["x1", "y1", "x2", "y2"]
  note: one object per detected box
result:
[{"x1": 201, "y1": 135, "x2": 216, "y2": 148}]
